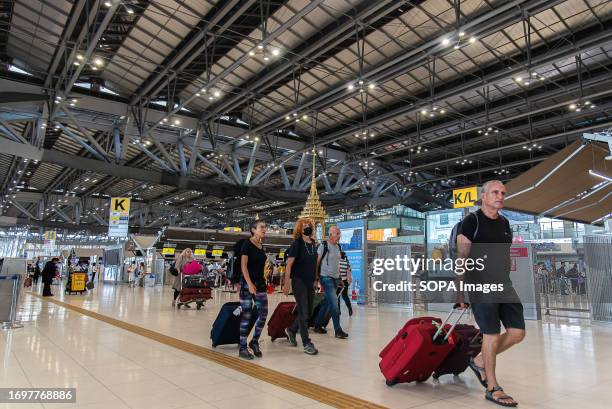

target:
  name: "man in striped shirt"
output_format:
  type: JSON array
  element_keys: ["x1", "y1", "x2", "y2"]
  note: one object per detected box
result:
[{"x1": 337, "y1": 251, "x2": 353, "y2": 316}]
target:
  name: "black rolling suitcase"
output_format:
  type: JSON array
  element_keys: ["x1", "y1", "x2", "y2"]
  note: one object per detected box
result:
[
  {"x1": 210, "y1": 302, "x2": 258, "y2": 347},
  {"x1": 307, "y1": 292, "x2": 326, "y2": 327}
]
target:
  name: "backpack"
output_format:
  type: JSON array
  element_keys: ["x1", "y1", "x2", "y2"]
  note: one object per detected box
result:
[
  {"x1": 448, "y1": 213, "x2": 477, "y2": 260},
  {"x1": 169, "y1": 262, "x2": 179, "y2": 276},
  {"x1": 228, "y1": 238, "x2": 248, "y2": 284},
  {"x1": 318, "y1": 240, "x2": 342, "y2": 274}
]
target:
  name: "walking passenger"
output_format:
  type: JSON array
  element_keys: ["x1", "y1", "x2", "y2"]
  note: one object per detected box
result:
[
  {"x1": 172, "y1": 248, "x2": 201, "y2": 308},
  {"x1": 238, "y1": 220, "x2": 269, "y2": 360},
  {"x1": 456, "y1": 180, "x2": 525, "y2": 407},
  {"x1": 337, "y1": 251, "x2": 353, "y2": 316},
  {"x1": 313, "y1": 226, "x2": 349, "y2": 338},
  {"x1": 283, "y1": 218, "x2": 319, "y2": 355}
]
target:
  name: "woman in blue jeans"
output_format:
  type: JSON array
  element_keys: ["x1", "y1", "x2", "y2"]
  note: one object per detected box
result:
[{"x1": 238, "y1": 220, "x2": 269, "y2": 360}]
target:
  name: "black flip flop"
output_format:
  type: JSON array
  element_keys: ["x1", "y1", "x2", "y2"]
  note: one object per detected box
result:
[
  {"x1": 468, "y1": 357, "x2": 488, "y2": 388},
  {"x1": 485, "y1": 386, "x2": 518, "y2": 407}
]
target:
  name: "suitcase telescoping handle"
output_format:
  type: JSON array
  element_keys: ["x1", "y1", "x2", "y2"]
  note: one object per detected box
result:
[{"x1": 432, "y1": 303, "x2": 470, "y2": 343}]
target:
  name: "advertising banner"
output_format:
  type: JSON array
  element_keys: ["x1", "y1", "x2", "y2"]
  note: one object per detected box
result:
[
  {"x1": 108, "y1": 197, "x2": 131, "y2": 237},
  {"x1": 367, "y1": 228, "x2": 397, "y2": 241},
  {"x1": 338, "y1": 219, "x2": 365, "y2": 304}
]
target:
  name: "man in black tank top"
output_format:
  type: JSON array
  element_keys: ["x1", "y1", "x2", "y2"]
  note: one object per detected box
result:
[{"x1": 456, "y1": 180, "x2": 525, "y2": 407}]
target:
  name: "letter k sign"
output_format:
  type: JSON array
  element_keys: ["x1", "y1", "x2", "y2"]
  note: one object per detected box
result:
[
  {"x1": 454, "y1": 192, "x2": 465, "y2": 205},
  {"x1": 114, "y1": 199, "x2": 126, "y2": 211}
]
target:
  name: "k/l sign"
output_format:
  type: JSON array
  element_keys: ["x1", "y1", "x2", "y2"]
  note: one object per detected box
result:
[{"x1": 453, "y1": 186, "x2": 478, "y2": 208}]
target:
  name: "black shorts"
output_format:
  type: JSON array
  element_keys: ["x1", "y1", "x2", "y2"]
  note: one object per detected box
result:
[{"x1": 471, "y1": 302, "x2": 525, "y2": 334}]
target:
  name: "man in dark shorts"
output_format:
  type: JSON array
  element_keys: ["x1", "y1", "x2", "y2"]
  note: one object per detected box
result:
[{"x1": 456, "y1": 180, "x2": 525, "y2": 407}]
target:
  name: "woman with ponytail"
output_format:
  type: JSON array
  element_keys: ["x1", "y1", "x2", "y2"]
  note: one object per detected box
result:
[{"x1": 238, "y1": 220, "x2": 269, "y2": 360}]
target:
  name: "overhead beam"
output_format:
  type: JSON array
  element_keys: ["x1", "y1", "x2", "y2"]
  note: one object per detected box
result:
[
  {"x1": 61, "y1": 1, "x2": 120, "y2": 96},
  {"x1": 231, "y1": 0, "x2": 544, "y2": 139},
  {"x1": 248, "y1": 0, "x2": 609, "y2": 165},
  {"x1": 44, "y1": 0, "x2": 88, "y2": 88},
  {"x1": 55, "y1": 123, "x2": 106, "y2": 161},
  {"x1": 0, "y1": 122, "x2": 27, "y2": 143},
  {"x1": 204, "y1": 0, "x2": 403, "y2": 120},
  {"x1": 1, "y1": 138, "x2": 381, "y2": 205},
  {"x1": 9, "y1": 200, "x2": 38, "y2": 220},
  {"x1": 292, "y1": 153, "x2": 308, "y2": 190},
  {"x1": 131, "y1": 0, "x2": 246, "y2": 103}
]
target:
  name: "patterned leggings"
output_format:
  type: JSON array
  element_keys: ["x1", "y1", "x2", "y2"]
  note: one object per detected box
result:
[{"x1": 239, "y1": 289, "x2": 268, "y2": 349}]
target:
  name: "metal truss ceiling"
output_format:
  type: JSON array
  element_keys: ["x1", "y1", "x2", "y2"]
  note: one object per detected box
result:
[{"x1": 0, "y1": 0, "x2": 611, "y2": 232}]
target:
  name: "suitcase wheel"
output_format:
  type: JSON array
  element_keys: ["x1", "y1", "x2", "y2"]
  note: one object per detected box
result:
[
  {"x1": 386, "y1": 378, "x2": 398, "y2": 387},
  {"x1": 196, "y1": 303, "x2": 202, "y2": 310},
  {"x1": 432, "y1": 373, "x2": 440, "y2": 380},
  {"x1": 177, "y1": 303, "x2": 181, "y2": 309}
]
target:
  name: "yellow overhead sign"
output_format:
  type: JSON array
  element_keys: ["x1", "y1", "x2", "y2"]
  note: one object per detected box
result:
[
  {"x1": 211, "y1": 249, "x2": 223, "y2": 257},
  {"x1": 194, "y1": 248, "x2": 207, "y2": 256},
  {"x1": 111, "y1": 197, "x2": 131, "y2": 213},
  {"x1": 453, "y1": 186, "x2": 478, "y2": 208},
  {"x1": 162, "y1": 247, "x2": 175, "y2": 255}
]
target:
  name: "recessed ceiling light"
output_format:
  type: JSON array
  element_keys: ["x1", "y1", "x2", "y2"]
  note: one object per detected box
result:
[
  {"x1": 271, "y1": 48, "x2": 279, "y2": 56},
  {"x1": 442, "y1": 38, "x2": 450, "y2": 46},
  {"x1": 469, "y1": 37, "x2": 477, "y2": 43}
]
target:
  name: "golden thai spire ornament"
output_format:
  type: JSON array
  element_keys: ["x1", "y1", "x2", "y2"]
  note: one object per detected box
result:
[{"x1": 299, "y1": 154, "x2": 327, "y2": 238}]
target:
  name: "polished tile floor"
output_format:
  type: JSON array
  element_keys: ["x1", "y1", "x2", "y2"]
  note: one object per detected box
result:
[{"x1": 3, "y1": 282, "x2": 612, "y2": 409}]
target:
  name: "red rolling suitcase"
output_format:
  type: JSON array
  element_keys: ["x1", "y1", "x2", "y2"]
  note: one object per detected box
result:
[
  {"x1": 267, "y1": 301, "x2": 297, "y2": 341},
  {"x1": 433, "y1": 324, "x2": 482, "y2": 379},
  {"x1": 379, "y1": 306, "x2": 466, "y2": 386}
]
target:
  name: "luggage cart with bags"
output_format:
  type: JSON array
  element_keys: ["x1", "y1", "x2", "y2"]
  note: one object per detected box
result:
[{"x1": 177, "y1": 274, "x2": 212, "y2": 310}]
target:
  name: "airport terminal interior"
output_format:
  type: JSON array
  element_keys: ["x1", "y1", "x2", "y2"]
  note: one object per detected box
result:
[{"x1": 1, "y1": 0, "x2": 612, "y2": 408}]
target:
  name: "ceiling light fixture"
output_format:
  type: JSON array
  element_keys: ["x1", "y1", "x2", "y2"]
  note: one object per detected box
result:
[{"x1": 569, "y1": 100, "x2": 595, "y2": 111}]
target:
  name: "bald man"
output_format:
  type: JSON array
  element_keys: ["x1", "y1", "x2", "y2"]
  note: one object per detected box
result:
[
  {"x1": 456, "y1": 180, "x2": 525, "y2": 407},
  {"x1": 313, "y1": 226, "x2": 349, "y2": 339}
]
